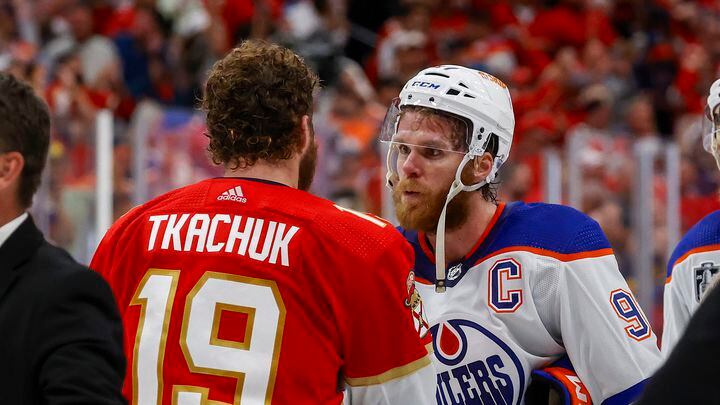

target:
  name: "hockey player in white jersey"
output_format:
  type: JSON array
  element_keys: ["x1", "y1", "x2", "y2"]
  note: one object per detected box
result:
[
  {"x1": 662, "y1": 77, "x2": 720, "y2": 354},
  {"x1": 381, "y1": 65, "x2": 661, "y2": 404}
]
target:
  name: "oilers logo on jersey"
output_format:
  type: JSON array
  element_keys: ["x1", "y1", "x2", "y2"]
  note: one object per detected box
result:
[
  {"x1": 694, "y1": 262, "x2": 719, "y2": 301},
  {"x1": 431, "y1": 319, "x2": 524, "y2": 405}
]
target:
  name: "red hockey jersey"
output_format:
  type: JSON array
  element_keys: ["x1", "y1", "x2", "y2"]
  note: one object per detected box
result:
[{"x1": 91, "y1": 177, "x2": 433, "y2": 404}]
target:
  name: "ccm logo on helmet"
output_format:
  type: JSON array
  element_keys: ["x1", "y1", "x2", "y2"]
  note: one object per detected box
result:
[{"x1": 411, "y1": 81, "x2": 441, "y2": 89}]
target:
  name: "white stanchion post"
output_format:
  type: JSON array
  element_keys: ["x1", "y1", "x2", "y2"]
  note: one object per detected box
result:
[
  {"x1": 566, "y1": 132, "x2": 585, "y2": 209},
  {"x1": 95, "y1": 109, "x2": 113, "y2": 245},
  {"x1": 131, "y1": 103, "x2": 155, "y2": 205},
  {"x1": 633, "y1": 139, "x2": 658, "y2": 318},
  {"x1": 543, "y1": 148, "x2": 562, "y2": 204},
  {"x1": 665, "y1": 143, "x2": 681, "y2": 265}
]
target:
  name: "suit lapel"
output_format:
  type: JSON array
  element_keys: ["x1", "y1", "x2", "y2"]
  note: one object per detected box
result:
[{"x1": 0, "y1": 215, "x2": 44, "y2": 303}]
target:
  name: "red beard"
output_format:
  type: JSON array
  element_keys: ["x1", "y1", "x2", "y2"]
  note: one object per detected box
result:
[{"x1": 392, "y1": 177, "x2": 470, "y2": 233}]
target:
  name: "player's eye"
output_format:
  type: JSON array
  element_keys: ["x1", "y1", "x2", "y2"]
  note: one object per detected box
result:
[
  {"x1": 397, "y1": 144, "x2": 411, "y2": 156},
  {"x1": 422, "y1": 147, "x2": 444, "y2": 159}
]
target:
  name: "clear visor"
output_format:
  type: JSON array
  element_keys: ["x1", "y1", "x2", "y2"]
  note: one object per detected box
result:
[
  {"x1": 379, "y1": 97, "x2": 470, "y2": 155},
  {"x1": 702, "y1": 103, "x2": 720, "y2": 153}
]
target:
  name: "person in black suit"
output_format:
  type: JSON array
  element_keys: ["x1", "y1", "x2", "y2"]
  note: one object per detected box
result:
[
  {"x1": 637, "y1": 282, "x2": 720, "y2": 404},
  {"x1": 0, "y1": 73, "x2": 126, "y2": 403}
]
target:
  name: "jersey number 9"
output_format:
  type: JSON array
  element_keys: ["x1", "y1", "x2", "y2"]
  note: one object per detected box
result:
[{"x1": 610, "y1": 289, "x2": 651, "y2": 342}]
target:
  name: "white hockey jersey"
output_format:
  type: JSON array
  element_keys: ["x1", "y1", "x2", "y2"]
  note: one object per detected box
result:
[
  {"x1": 662, "y1": 209, "x2": 720, "y2": 355},
  {"x1": 399, "y1": 202, "x2": 661, "y2": 405}
]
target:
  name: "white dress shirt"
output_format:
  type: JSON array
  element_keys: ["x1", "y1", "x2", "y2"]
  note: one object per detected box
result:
[{"x1": 0, "y1": 212, "x2": 28, "y2": 249}]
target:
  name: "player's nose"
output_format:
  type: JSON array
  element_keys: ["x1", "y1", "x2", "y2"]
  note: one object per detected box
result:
[{"x1": 400, "y1": 150, "x2": 423, "y2": 178}]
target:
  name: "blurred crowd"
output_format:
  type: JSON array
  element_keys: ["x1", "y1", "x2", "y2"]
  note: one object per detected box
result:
[{"x1": 2, "y1": 0, "x2": 720, "y2": 327}]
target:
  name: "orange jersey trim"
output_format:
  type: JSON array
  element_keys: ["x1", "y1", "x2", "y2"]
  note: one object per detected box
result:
[
  {"x1": 417, "y1": 202, "x2": 507, "y2": 264},
  {"x1": 415, "y1": 248, "x2": 613, "y2": 284},
  {"x1": 464, "y1": 202, "x2": 506, "y2": 260},
  {"x1": 474, "y1": 246, "x2": 614, "y2": 266},
  {"x1": 415, "y1": 276, "x2": 433, "y2": 285},
  {"x1": 418, "y1": 232, "x2": 435, "y2": 264},
  {"x1": 542, "y1": 367, "x2": 592, "y2": 405},
  {"x1": 666, "y1": 244, "x2": 720, "y2": 285}
]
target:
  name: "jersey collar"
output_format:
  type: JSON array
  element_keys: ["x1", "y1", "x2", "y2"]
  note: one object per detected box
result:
[{"x1": 414, "y1": 202, "x2": 509, "y2": 287}]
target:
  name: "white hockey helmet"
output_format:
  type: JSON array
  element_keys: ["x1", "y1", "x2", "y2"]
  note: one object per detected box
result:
[
  {"x1": 704, "y1": 78, "x2": 720, "y2": 170},
  {"x1": 380, "y1": 65, "x2": 515, "y2": 185},
  {"x1": 380, "y1": 65, "x2": 515, "y2": 292}
]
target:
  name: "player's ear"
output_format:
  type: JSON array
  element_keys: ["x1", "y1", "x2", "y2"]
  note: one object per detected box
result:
[
  {"x1": 299, "y1": 115, "x2": 313, "y2": 155},
  {"x1": 0, "y1": 151, "x2": 24, "y2": 191},
  {"x1": 473, "y1": 152, "x2": 494, "y2": 182}
]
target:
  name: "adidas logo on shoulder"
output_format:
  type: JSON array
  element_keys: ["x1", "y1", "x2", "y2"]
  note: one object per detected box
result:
[{"x1": 217, "y1": 185, "x2": 247, "y2": 203}]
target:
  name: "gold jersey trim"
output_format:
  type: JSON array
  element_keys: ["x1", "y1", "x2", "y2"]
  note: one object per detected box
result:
[{"x1": 344, "y1": 355, "x2": 432, "y2": 387}]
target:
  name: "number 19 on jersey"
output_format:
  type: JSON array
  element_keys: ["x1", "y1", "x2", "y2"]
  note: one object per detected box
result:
[{"x1": 131, "y1": 269, "x2": 286, "y2": 404}]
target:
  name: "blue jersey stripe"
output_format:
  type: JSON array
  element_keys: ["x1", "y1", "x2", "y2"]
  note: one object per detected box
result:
[
  {"x1": 601, "y1": 378, "x2": 647, "y2": 405},
  {"x1": 531, "y1": 369, "x2": 572, "y2": 404},
  {"x1": 399, "y1": 202, "x2": 612, "y2": 286},
  {"x1": 666, "y1": 210, "x2": 720, "y2": 278}
]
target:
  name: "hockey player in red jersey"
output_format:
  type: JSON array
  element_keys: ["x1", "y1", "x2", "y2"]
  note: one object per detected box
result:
[
  {"x1": 381, "y1": 66, "x2": 661, "y2": 404},
  {"x1": 91, "y1": 40, "x2": 434, "y2": 405}
]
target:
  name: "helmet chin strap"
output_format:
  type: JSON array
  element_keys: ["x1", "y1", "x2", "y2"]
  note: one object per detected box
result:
[
  {"x1": 712, "y1": 110, "x2": 720, "y2": 171},
  {"x1": 434, "y1": 154, "x2": 487, "y2": 292},
  {"x1": 712, "y1": 133, "x2": 720, "y2": 172},
  {"x1": 386, "y1": 145, "x2": 490, "y2": 292},
  {"x1": 386, "y1": 145, "x2": 397, "y2": 188}
]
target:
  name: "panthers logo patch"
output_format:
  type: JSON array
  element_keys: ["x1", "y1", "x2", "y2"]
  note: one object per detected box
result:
[{"x1": 405, "y1": 271, "x2": 430, "y2": 338}]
